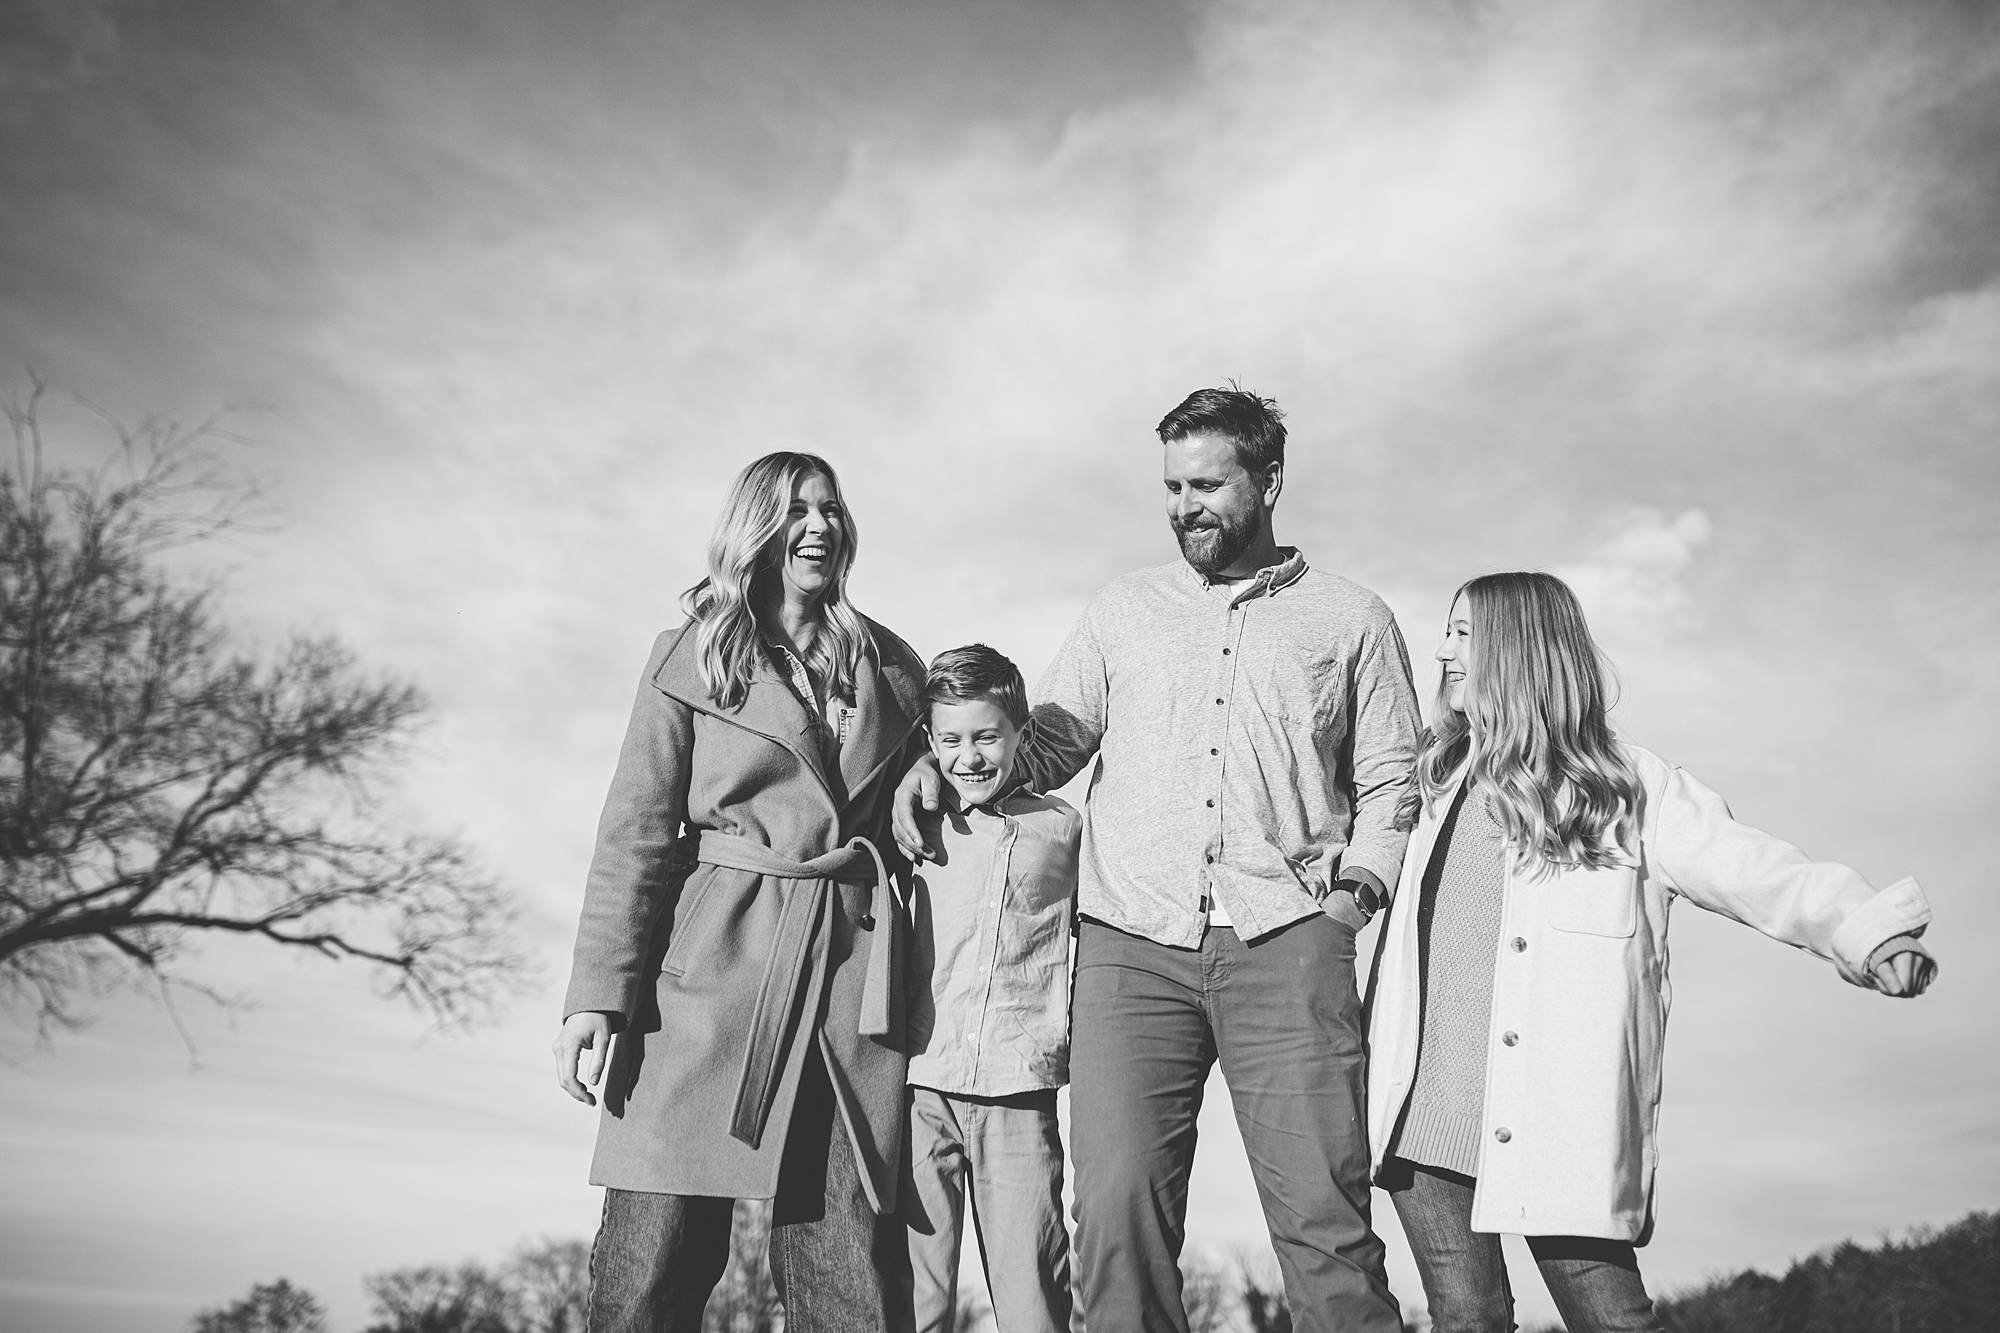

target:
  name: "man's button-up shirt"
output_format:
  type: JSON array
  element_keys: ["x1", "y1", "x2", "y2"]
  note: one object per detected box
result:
[
  {"x1": 1019, "y1": 549, "x2": 1420, "y2": 948},
  {"x1": 905, "y1": 787, "x2": 1082, "y2": 1098}
]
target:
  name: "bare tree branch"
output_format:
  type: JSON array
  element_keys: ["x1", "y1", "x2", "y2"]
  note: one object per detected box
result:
[{"x1": 0, "y1": 381, "x2": 526, "y2": 1038}]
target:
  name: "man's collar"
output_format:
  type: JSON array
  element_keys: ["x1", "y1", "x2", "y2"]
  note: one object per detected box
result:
[{"x1": 1185, "y1": 546, "x2": 1309, "y2": 600}]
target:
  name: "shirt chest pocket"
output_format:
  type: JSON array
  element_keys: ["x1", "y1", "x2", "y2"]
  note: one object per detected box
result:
[
  {"x1": 1249, "y1": 649, "x2": 1337, "y2": 731},
  {"x1": 1541, "y1": 867, "x2": 1639, "y2": 938}
]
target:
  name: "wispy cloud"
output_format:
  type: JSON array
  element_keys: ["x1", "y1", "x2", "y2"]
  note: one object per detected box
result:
[{"x1": 3, "y1": 1, "x2": 1997, "y2": 1329}]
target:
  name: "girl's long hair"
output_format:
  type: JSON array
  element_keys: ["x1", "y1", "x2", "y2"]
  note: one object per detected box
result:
[
  {"x1": 681, "y1": 452, "x2": 869, "y2": 710},
  {"x1": 1412, "y1": 572, "x2": 1644, "y2": 871}
]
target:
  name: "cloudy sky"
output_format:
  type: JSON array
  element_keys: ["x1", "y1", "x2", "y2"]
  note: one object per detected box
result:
[{"x1": 2, "y1": 0, "x2": 1996, "y2": 1328}]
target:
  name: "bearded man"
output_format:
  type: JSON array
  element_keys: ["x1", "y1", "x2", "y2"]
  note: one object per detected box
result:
[{"x1": 896, "y1": 384, "x2": 1420, "y2": 1333}]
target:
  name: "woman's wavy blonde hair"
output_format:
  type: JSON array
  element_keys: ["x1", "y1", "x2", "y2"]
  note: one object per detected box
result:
[
  {"x1": 681, "y1": 451, "x2": 869, "y2": 710},
  {"x1": 1411, "y1": 571, "x2": 1644, "y2": 871}
]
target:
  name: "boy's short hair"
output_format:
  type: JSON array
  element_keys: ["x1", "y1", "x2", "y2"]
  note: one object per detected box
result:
[{"x1": 925, "y1": 644, "x2": 1029, "y2": 727}]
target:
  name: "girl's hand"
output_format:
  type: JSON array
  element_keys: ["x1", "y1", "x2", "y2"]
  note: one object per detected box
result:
[
  {"x1": 1871, "y1": 948, "x2": 1936, "y2": 998},
  {"x1": 554, "y1": 1011, "x2": 616, "y2": 1105}
]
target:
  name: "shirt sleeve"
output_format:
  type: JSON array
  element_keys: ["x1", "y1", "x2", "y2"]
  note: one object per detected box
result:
[
  {"x1": 1340, "y1": 613, "x2": 1422, "y2": 894},
  {"x1": 1650, "y1": 763, "x2": 1934, "y2": 987},
  {"x1": 562, "y1": 633, "x2": 697, "y2": 1022},
  {"x1": 1019, "y1": 601, "x2": 1109, "y2": 794}
]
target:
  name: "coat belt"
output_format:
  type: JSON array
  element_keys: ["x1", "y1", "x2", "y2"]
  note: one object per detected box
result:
[{"x1": 694, "y1": 829, "x2": 903, "y2": 1149}]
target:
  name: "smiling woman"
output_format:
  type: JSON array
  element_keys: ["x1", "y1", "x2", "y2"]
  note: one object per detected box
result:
[{"x1": 550, "y1": 452, "x2": 928, "y2": 1333}]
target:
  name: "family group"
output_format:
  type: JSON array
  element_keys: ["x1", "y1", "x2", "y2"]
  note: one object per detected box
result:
[{"x1": 551, "y1": 386, "x2": 1937, "y2": 1333}]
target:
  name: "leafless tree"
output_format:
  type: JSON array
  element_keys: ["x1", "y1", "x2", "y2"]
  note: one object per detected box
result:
[
  {"x1": 188, "y1": 1278, "x2": 329, "y2": 1333},
  {"x1": 353, "y1": 1212, "x2": 784, "y2": 1333},
  {"x1": 363, "y1": 1263, "x2": 515, "y2": 1333},
  {"x1": 502, "y1": 1239, "x2": 590, "y2": 1333},
  {"x1": 1180, "y1": 1248, "x2": 1237, "y2": 1333},
  {"x1": 1237, "y1": 1254, "x2": 1292, "y2": 1333},
  {"x1": 0, "y1": 379, "x2": 521, "y2": 1035},
  {"x1": 706, "y1": 1200, "x2": 784, "y2": 1333}
]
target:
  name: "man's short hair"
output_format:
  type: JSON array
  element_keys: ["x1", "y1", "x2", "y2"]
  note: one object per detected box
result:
[
  {"x1": 1156, "y1": 382, "x2": 1286, "y2": 473},
  {"x1": 925, "y1": 644, "x2": 1029, "y2": 727}
]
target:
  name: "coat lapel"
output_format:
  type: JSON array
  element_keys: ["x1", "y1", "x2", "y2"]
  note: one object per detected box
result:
[
  {"x1": 839, "y1": 637, "x2": 923, "y2": 809},
  {"x1": 649, "y1": 623, "x2": 842, "y2": 810}
]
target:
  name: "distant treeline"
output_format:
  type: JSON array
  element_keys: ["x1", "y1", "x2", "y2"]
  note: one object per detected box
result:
[
  {"x1": 1529, "y1": 1210, "x2": 1999, "y2": 1333},
  {"x1": 190, "y1": 1206, "x2": 1998, "y2": 1332}
]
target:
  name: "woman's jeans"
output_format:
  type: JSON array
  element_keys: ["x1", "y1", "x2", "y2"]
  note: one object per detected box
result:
[
  {"x1": 1384, "y1": 1159, "x2": 1663, "y2": 1333},
  {"x1": 585, "y1": 1050, "x2": 903, "y2": 1333}
]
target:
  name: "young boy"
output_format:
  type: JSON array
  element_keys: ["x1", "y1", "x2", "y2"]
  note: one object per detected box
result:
[{"x1": 901, "y1": 644, "x2": 1082, "y2": 1333}]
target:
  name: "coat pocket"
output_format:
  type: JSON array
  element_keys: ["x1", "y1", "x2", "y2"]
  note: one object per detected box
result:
[
  {"x1": 661, "y1": 871, "x2": 723, "y2": 977},
  {"x1": 1543, "y1": 868, "x2": 1639, "y2": 938}
]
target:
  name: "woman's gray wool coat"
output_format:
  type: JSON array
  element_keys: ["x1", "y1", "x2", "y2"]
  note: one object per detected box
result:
[{"x1": 562, "y1": 616, "x2": 927, "y2": 1214}]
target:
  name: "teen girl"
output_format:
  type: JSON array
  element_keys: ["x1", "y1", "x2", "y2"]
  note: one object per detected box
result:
[{"x1": 1366, "y1": 571, "x2": 1937, "y2": 1333}]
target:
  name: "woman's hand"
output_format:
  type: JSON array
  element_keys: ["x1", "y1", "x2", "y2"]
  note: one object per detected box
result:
[
  {"x1": 1871, "y1": 947, "x2": 1936, "y2": 998},
  {"x1": 890, "y1": 754, "x2": 943, "y2": 862},
  {"x1": 554, "y1": 1011, "x2": 617, "y2": 1105}
]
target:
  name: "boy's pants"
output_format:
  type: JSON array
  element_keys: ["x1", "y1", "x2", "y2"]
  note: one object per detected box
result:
[{"x1": 898, "y1": 1085, "x2": 1075, "y2": 1333}]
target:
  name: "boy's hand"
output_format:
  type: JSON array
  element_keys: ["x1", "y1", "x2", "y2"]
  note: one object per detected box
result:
[
  {"x1": 553, "y1": 1011, "x2": 617, "y2": 1105},
  {"x1": 892, "y1": 754, "x2": 943, "y2": 862}
]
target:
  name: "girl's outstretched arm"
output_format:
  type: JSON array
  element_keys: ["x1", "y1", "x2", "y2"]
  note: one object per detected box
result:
[{"x1": 1647, "y1": 759, "x2": 1937, "y2": 993}]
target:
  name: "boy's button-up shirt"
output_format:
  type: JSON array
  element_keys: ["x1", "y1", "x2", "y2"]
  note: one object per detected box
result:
[
  {"x1": 906, "y1": 787, "x2": 1082, "y2": 1098},
  {"x1": 1019, "y1": 550, "x2": 1420, "y2": 949}
]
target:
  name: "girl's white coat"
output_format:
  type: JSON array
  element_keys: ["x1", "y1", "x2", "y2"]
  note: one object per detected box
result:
[{"x1": 1366, "y1": 744, "x2": 1932, "y2": 1242}]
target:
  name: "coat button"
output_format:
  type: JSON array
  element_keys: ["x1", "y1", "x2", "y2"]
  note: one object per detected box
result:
[
  {"x1": 857, "y1": 913, "x2": 876, "y2": 930},
  {"x1": 1501, "y1": 1031, "x2": 1518, "y2": 1046},
  {"x1": 1509, "y1": 937, "x2": 1527, "y2": 952},
  {"x1": 1494, "y1": 1127, "x2": 1512, "y2": 1143}
]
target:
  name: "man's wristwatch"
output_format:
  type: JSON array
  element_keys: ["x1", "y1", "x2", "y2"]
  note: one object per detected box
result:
[{"x1": 1334, "y1": 877, "x2": 1382, "y2": 918}]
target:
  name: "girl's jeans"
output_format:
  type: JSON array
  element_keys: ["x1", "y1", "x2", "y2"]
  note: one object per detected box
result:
[{"x1": 1384, "y1": 1158, "x2": 1663, "y2": 1333}]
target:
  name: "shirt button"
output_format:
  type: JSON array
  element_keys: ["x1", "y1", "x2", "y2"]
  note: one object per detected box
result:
[
  {"x1": 1494, "y1": 1127, "x2": 1512, "y2": 1143},
  {"x1": 1510, "y1": 937, "x2": 1527, "y2": 953},
  {"x1": 1222, "y1": 648, "x2": 1231, "y2": 656},
  {"x1": 1501, "y1": 1031, "x2": 1519, "y2": 1047},
  {"x1": 1205, "y1": 798, "x2": 1216, "y2": 808},
  {"x1": 1215, "y1": 697, "x2": 1225, "y2": 705},
  {"x1": 1210, "y1": 748, "x2": 1219, "y2": 756},
  {"x1": 1205, "y1": 854, "x2": 1215, "y2": 864}
]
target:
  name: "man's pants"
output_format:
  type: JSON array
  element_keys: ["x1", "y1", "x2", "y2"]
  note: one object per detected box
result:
[
  {"x1": 899, "y1": 1086, "x2": 1075, "y2": 1333},
  {"x1": 585, "y1": 1050, "x2": 903, "y2": 1333},
  {"x1": 1384, "y1": 1160, "x2": 1662, "y2": 1333},
  {"x1": 1069, "y1": 916, "x2": 1404, "y2": 1333}
]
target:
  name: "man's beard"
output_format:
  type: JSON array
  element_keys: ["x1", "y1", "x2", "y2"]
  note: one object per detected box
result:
[{"x1": 1174, "y1": 510, "x2": 1257, "y2": 577}]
